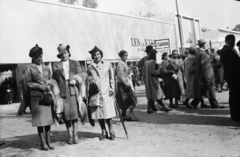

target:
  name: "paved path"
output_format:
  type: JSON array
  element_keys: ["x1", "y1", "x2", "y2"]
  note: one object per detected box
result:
[{"x1": 0, "y1": 85, "x2": 240, "y2": 157}]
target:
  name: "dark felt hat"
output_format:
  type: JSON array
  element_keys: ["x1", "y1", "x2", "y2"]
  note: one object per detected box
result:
[
  {"x1": 88, "y1": 46, "x2": 102, "y2": 55},
  {"x1": 29, "y1": 44, "x2": 43, "y2": 58},
  {"x1": 57, "y1": 44, "x2": 70, "y2": 58},
  {"x1": 197, "y1": 39, "x2": 207, "y2": 46},
  {"x1": 145, "y1": 45, "x2": 153, "y2": 53}
]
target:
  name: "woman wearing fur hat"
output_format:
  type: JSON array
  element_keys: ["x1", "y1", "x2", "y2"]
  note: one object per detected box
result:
[
  {"x1": 116, "y1": 50, "x2": 138, "y2": 121},
  {"x1": 24, "y1": 44, "x2": 54, "y2": 151},
  {"x1": 52, "y1": 44, "x2": 87, "y2": 145},
  {"x1": 87, "y1": 46, "x2": 116, "y2": 140}
]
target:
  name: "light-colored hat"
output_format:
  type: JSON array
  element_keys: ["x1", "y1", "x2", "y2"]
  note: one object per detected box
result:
[
  {"x1": 57, "y1": 44, "x2": 70, "y2": 58},
  {"x1": 197, "y1": 39, "x2": 207, "y2": 46}
]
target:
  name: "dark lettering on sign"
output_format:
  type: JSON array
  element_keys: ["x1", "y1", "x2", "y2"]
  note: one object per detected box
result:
[
  {"x1": 131, "y1": 38, "x2": 155, "y2": 47},
  {"x1": 145, "y1": 39, "x2": 154, "y2": 46},
  {"x1": 135, "y1": 38, "x2": 140, "y2": 46},
  {"x1": 131, "y1": 38, "x2": 170, "y2": 52},
  {"x1": 154, "y1": 39, "x2": 170, "y2": 49},
  {"x1": 131, "y1": 38, "x2": 141, "y2": 46},
  {"x1": 131, "y1": 38, "x2": 135, "y2": 46}
]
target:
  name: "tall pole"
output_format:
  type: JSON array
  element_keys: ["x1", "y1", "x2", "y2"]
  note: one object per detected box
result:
[{"x1": 175, "y1": 0, "x2": 184, "y2": 54}]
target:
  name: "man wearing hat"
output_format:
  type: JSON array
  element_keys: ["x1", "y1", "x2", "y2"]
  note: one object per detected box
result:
[
  {"x1": 138, "y1": 45, "x2": 153, "y2": 75},
  {"x1": 138, "y1": 45, "x2": 158, "y2": 113},
  {"x1": 52, "y1": 44, "x2": 87, "y2": 144},
  {"x1": 138, "y1": 45, "x2": 153, "y2": 86},
  {"x1": 190, "y1": 39, "x2": 224, "y2": 108}
]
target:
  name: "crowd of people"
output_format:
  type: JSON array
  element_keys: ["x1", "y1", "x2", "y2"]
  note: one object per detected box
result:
[
  {"x1": 16, "y1": 33, "x2": 240, "y2": 151},
  {"x1": 137, "y1": 37, "x2": 238, "y2": 113}
]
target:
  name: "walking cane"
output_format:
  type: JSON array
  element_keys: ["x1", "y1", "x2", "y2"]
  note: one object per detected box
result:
[{"x1": 113, "y1": 96, "x2": 128, "y2": 139}]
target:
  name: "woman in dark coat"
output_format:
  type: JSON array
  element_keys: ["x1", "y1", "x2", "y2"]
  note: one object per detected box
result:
[
  {"x1": 161, "y1": 50, "x2": 181, "y2": 107},
  {"x1": 53, "y1": 44, "x2": 86, "y2": 145},
  {"x1": 143, "y1": 49, "x2": 172, "y2": 112},
  {"x1": 24, "y1": 44, "x2": 54, "y2": 151}
]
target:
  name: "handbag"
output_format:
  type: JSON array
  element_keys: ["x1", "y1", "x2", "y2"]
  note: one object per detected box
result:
[
  {"x1": 39, "y1": 92, "x2": 53, "y2": 106},
  {"x1": 88, "y1": 82, "x2": 99, "y2": 97}
]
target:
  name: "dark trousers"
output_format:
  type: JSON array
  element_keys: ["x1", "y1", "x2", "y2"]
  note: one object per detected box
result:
[
  {"x1": 147, "y1": 99, "x2": 157, "y2": 112},
  {"x1": 228, "y1": 80, "x2": 240, "y2": 122},
  {"x1": 148, "y1": 99, "x2": 167, "y2": 111},
  {"x1": 191, "y1": 84, "x2": 219, "y2": 107},
  {"x1": 191, "y1": 98, "x2": 218, "y2": 107}
]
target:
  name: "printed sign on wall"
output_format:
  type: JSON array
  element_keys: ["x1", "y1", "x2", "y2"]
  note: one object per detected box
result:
[{"x1": 153, "y1": 39, "x2": 171, "y2": 64}]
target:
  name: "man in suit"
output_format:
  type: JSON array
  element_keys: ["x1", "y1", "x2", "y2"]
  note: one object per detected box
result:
[
  {"x1": 138, "y1": 45, "x2": 158, "y2": 113},
  {"x1": 138, "y1": 45, "x2": 153, "y2": 82},
  {"x1": 191, "y1": 39, "x2": 223, "y2": 109},
  {"x1": 220, "y1": 34, "x2": 240, "y2": 122}
]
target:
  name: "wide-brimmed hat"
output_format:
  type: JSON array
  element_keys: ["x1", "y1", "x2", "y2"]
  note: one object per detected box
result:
[
  {"x1": 145, "y1": 45, "x2": 153, "y2": 53},
  {"x1": 197, "y1": 39, "x2": 207, "y2": 46},
  {"x1": 88, "y1": 46, "x2": 102, "y2": 56},
  {"x1": 29, "y1": 44, "x2": 43, "y2": 58},
  {"x1": 57, "y1": 44, "x2": 70, "y2": 58}
]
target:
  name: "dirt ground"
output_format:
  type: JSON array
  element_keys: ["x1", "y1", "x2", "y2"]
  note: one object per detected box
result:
[{"x1": 0, "y1": 85, "x2": 240, "y2": 157}]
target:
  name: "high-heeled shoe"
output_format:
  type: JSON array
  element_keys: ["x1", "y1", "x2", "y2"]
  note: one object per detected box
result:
[
  {"x1": 73, "y1": 135, "x2": 79, "y2": 144},
  {"x1": 109, "y1": 132, "x2": 115, "y2": 140},
  {"x1": 99, "y1": 131, "x2": 108, "y2": 141},
  {"x1": 67, "y1": 139, "x2": 73, "y2": 145},
  {"x1": 73, "y1": 139, "x2": 79, "y2": 144},
  {"x1": 41, "y1": 144, "x2": 49, "y2": 151},
  {"x1": 47, "y1": 144, "x2": 55, "y2": 150},
  {"x1": 163, "y1": 107, "x2": 172, "y2": 112}
]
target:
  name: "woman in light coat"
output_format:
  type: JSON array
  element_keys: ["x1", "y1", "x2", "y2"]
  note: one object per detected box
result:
[
  {"x1": 87, "y1": 46, "x2": 116, "y2": 140},
  {"x1": 116, "y1": 50, "x2": 137, "y2": 121},
  {"x1": 24, "y1": 44, "x2": 54, "y2": 151},
  {"x1": 143, "y1": 49, "x2": 172, "y2": 112}
]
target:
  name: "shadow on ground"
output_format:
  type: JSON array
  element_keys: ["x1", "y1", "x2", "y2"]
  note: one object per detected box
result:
[
  {"x1": 132, "y1": 105, "x2": 240, "y2": 128},
  {"x1": 0, "y1": 130, "x2": 100, "y2": 150}
]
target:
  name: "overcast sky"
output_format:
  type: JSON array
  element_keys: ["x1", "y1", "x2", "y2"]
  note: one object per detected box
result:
[{"x1": 97, "y1": 0, "x2": 240, "y2": 30}]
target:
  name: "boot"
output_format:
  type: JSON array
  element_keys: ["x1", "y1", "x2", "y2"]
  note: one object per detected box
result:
[
  {"x1": 39, "y1": 132, "x2": 49, "y2": 151},
  {"x1": 46, "y1": 131, "x2": 55, "y2": 150}
]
